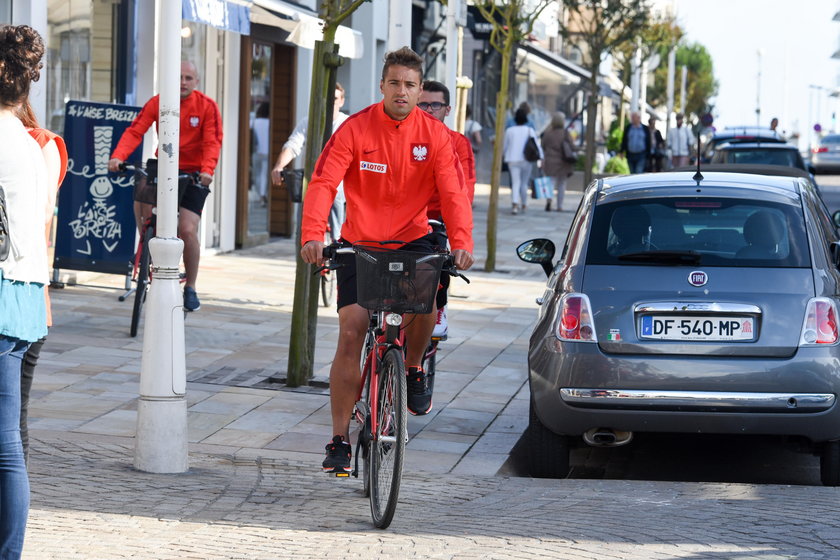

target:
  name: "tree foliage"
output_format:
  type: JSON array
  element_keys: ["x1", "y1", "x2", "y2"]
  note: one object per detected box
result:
[
  {"x1": 648, "y1": 42, "x2": 718, "y2": 119},
  {"x1": 473, "y1": 0, "x2": 553, "y2": 271},
  {"x1": 560, "y1": 0, "x2": 651, "y2": 185}
]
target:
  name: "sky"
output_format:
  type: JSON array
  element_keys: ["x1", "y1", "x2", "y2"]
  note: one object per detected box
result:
[{"x1": 675, "y1": 0, "x2": 839, "y2": 147}]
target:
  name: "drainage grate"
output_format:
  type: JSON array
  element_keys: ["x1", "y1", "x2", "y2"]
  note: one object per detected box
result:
[{"x1": 188, "y1": 365, "x2": 329, "y2": 393}]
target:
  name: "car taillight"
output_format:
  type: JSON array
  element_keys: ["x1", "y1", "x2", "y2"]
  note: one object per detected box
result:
[
  {"x1": 800, "y1": 298, "x2": 839, "y2": 345},
  {"x1": 555, "y1": 293, "x2": 597, "y2": 342},
  {"x1": 813, "y1": 147, "x2": 829, "y2": 153}
]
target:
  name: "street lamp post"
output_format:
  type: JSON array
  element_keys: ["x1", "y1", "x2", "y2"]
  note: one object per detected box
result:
[
  {"x1": 756, "y1": 49, "x2": 763, "y2": 128},
  {"x1": 134, "y1": 0, "x2": 188, "y2": 474}
]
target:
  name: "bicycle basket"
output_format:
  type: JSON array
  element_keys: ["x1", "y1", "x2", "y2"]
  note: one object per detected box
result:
[
  {"x1": 354, "y1": 246, "x2": 446, "y2": 314},
  {"x1": 132, "y1": 159, "x2": 192, "y2": 205}
]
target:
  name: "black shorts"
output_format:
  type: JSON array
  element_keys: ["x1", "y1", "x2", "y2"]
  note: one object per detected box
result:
[
  {"x1": 179, "y1": 181, "x2": 211, "y2": 216},
  {"x1": 336, "y1": 232, "x2": 449, "y2": 311}
]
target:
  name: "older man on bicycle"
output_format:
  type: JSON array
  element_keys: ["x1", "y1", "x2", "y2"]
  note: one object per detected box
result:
[{"x1": 301, "y1": 47, "x2": 474, "y2": 474}]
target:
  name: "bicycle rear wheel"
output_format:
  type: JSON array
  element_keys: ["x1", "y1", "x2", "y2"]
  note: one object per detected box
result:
[
  {"x1": 130, "y1": 226, "x2": 153, "y2": 337},
  {"x1": 368, "y1": 346, "x2": 406, "y2": 529}
]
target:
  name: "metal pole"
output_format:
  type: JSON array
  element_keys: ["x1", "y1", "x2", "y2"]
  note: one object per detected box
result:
[
  {"x1": 639, "y1": 58, "x2": 649, "y2": 118},
  {"x1": 630, "y1": 45, "x2": 641, "y2": 114},
  {"x1": 444, "y1": 0, "x2": 459, "y2": 129},
  {"x1": 679, "y1": 66, "x2": 687, "y2": 114},
  {"x1": 134, "y1": 0, "x2": 188, "y2": 473},
  {"x1": 755, "y1": 56, "x2": 760, "y2": 127},
  {"x1": 666, "y1": 48, "x2": 675, "y2": 143}
]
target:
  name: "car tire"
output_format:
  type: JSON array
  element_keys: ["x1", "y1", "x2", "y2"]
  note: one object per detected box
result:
[
  {"x1": 821, "y1": 441, "x2": 840, "y2": 486},
  {"x1": 528, "y1": 397, "x2": 571, "y2": 479}
]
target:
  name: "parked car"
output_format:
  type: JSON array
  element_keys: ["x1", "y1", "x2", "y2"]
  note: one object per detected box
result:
[
  {"x1": 710, "y1": 142, "x2": 817, "y2": 187},
  {"x1": 812, "y1": 134, "x2": 840, "y2": 174},
  {"x1": 517, "y1": 167, "x2": 840, "y2": 485},
  {"x1": 700, "y1": 127, "x2": 786, "y2": 163}
]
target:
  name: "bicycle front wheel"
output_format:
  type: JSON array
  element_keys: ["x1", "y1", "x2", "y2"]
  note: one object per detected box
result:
[
  {"x1": 368, "y1": 346, "x2": 407, "y2": 529},
  {"x1": 130, "y1": 226, "x2": 153, "y2": 337}
]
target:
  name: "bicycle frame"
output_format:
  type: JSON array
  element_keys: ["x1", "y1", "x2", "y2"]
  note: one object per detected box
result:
[{"x1": 352, "y1": 308, "x2": 404, "y2": 477}]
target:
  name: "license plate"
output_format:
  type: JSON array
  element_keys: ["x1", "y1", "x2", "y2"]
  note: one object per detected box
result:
[{"x1": 640, "y1": 315, "x2": 755, "y2": 341}]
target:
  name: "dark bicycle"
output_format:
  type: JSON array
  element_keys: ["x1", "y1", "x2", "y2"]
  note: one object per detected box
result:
[
  {"x1": 114, "y1": 161, "x2": 202, "y2": 337},
  {"x1": 318, "y1": 241, "x2": 468, "y2": 529}
]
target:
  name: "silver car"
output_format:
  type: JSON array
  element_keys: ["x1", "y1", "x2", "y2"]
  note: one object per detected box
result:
[
  {"x1": 811, "y1": 134, "x2": 840, "y2": 174},
  {"x1": 517, "y1": 168, "x2": 840, "y2": 484}
]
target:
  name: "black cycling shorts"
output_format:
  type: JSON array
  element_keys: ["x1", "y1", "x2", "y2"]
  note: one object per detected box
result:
[
  {"x1": 336, "y1": 231, "x2": 449, "y2": 311},
  {"x1": 179, "y1": 182, "x2": 211, "y2": 216}
]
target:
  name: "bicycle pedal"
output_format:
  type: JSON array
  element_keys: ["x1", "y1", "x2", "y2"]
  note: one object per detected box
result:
[{"x1": 327, "y1": 471, "x2": 351, "y2": 478}]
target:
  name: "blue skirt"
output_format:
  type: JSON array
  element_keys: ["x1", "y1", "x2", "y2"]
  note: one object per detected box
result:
[{"x1": 0, "y1": 270, "x2": 47, "y2": 343}]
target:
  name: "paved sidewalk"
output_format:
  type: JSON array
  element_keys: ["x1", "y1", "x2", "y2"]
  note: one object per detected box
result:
[{"x1": 25, "y1": 179, "x2": 840, "y2": 558}]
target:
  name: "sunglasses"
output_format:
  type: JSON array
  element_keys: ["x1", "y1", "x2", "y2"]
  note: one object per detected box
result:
[{"x1": 418, "y1": 102, "x2": 447, "y2": 111}]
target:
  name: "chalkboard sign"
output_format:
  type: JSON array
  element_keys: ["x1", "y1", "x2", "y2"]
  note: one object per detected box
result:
[{"x1": 53, "y1": 101, "x2": 143, "y2": 276}]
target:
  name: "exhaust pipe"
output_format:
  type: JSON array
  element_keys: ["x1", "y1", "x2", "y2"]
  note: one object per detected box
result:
[{"x1": 583, "y1": 428, "x2": 633, "y2": 447}]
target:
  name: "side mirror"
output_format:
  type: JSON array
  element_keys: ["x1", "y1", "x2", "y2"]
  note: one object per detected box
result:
[
  {"x1": 833, "y1": 211, "x2": 840, "y2": 229},
  {"x1": 516, "y1": 238, "x2": 556, "y2": 277},
  {"x1": 831, "y1": 241, "x2": 840, "y2": 267},
  {"x1": 808, "y1": 164, "x2": 817, "y2": 176}
]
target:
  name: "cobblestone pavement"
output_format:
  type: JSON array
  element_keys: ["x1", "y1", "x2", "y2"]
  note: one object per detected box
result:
[
  {"x1": 25, "y1": 180, "x2": 840, "y2": 558},
  {"x1": 27, "y1": 431, "x2": 840, "y2": 559}
]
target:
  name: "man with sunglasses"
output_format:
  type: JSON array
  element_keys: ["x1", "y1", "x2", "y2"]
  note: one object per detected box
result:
[{"x1": 418, "y1": 80, "x2": 476, "y2": 340}]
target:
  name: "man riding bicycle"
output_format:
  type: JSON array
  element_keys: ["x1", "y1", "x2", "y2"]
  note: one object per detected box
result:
[
  {"x1": 107, "y1": 60, "x2": 223, "y2": 312},
  {"x1": 418, "y1": 79, "x2": 476, "y2": 339},
  {"x1": 300, "y1": 47, "x2": 474, "y2": 474}
]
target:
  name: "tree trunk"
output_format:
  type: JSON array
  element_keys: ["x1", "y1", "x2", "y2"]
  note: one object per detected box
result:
[
  {"x1": 286, "y1": 39, "x2": 337, "y2": 387},
  {"x1": 484, "y1": 34, "x2": 515, "y2": 272}
]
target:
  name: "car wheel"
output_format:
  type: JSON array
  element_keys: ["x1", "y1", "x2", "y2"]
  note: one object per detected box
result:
[
  {"x1": 821, "y1": 441, "x2": 840, "y2": 486},
  {"x1": 528, "y1": 398, "x2": 571, "y2": 479}
]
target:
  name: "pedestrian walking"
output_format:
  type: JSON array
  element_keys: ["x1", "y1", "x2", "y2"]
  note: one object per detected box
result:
[
  {"x1": 503, "y1": 108, "x2": 543, "y2": 214},
  {"x1": 647, "y1": 115, "x2": 665, "y2": 172},
  {"x1": 0, "y1": 23, "x2": 51, "y2": 559},
  {"x1": 621, "y1": 111, "x2": 651, "y2": 174},
  {"x1": 14, "y1": 99, "x2": 67, "y2": 465},
  {"x1": 540, "y1": 112, "x2": 576, "y2": 211},
  {"x1": 668, "y1": 113, "x2": 693, "y2": 168}
]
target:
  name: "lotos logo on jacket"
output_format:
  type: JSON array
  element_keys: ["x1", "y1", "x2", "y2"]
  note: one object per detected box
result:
[
  {"x1": 189, "y1": 116, "x2": 200, "y2": 127},
  {"x1": 412, "y1": 144, "x2": 428, "y2": 161},
  {"x1": 360, "y1": 161, "x2": 387, "y2": 174}
]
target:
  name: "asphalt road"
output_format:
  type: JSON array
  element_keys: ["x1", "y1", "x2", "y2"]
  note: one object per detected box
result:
[{"x1": 818, "y1": 173, "x2": 840, "y2": 213}]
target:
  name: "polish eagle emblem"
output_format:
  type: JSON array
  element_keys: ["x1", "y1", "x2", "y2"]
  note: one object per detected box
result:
[{"x1": 412, "y1": 144, "x2": 428, "y2": 161}]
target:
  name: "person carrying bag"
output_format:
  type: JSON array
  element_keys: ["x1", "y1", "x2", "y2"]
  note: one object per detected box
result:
[{"x1": 540, "y1": 112, "x2": 577, "y2": 211}]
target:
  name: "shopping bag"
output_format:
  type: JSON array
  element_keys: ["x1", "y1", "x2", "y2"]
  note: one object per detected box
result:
[{"x1": 532, "y1": 175, "x2": 553, "y2": 199}]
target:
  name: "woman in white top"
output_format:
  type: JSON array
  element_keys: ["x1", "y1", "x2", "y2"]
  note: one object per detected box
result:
[
  {"x1": 0, "y1": 24, "x2": 50, "y2": 559},
  {"x1": 503, "y1": 107, "x2": 543, "y2": 214}
]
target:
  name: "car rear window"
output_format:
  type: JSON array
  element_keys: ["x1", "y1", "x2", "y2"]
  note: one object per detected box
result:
[
  {"x1": 586, "y1": 198, "x2": 810, "y2": 267},
  {"x1": 726, "y1": 149, "x2": 798, "y2": 167},
  {"x1": 822, "y1": 135, "x2": 840, "y2": 144}
]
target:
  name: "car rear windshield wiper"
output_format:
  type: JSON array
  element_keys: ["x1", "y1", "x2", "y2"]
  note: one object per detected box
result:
[{"x1": 618, "y1": 250, "x2": 702, "y2": 265}]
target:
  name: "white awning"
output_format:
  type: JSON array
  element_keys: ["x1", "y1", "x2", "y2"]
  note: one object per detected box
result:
[{"x1": 251, "y1": 0, "x2": 364, "y2": 59}]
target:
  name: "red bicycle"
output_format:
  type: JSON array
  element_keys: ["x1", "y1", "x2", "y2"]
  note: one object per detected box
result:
[
  {"x1": 318, "y1": 241, "x2": 468, "y2": 528},
  {"x1": 115, "y1": 162, "x2": 203, "y2": 337}
]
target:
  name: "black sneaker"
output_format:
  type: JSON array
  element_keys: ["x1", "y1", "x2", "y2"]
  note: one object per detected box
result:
[
  {"x1": 183, "y1": 287, "x2": 200, "y2": 311},
  {"x1": 322, "y1": 435, "x2": 352, "y2": 474},
  {"x1": 406, "y1": 366, "x2": 434, "y2": 416}
]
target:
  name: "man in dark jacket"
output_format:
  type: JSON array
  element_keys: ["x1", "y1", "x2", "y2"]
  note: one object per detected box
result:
[
  {"x1": 647, "y1": 115, "x2": 665, "y2": 172},
  {"x1": 620, "y1": 111, "x2": 651, "y2": 174}
]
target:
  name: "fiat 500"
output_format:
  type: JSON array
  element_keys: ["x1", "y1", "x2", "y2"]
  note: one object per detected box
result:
[{"x1": 518, "y1": 167, "x2": 840, "y2": 484}]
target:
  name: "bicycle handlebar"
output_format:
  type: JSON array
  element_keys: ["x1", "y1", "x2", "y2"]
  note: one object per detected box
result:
[
  {"x1": 316, "y1": 242, "x2": 469, "y2": 284},
  {"x1": 114, "y1": 163, "x2": 205, "y2": 189}
]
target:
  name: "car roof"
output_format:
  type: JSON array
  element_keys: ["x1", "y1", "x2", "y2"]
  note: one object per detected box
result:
[
  {"x1": 598, "y1": 170, "x2": 804, "y2": 200},
  {"x1": 715, "y1": 126, "x2": 784, "y2": 139},
  {"x1": 716, "y1": 142, "x2": 799, "y2": 151},
  {"x1": 670, "y1": 163, "x2": 811, "y2": 180}
]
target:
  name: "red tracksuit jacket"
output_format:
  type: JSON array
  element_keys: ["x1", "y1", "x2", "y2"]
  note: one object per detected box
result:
[
  {"x1": 302, "y1": 102, "x2": 473, "y2": 252},
  {"x1": 111, "y1": 90, "x2": 223, "y2": 176}
]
